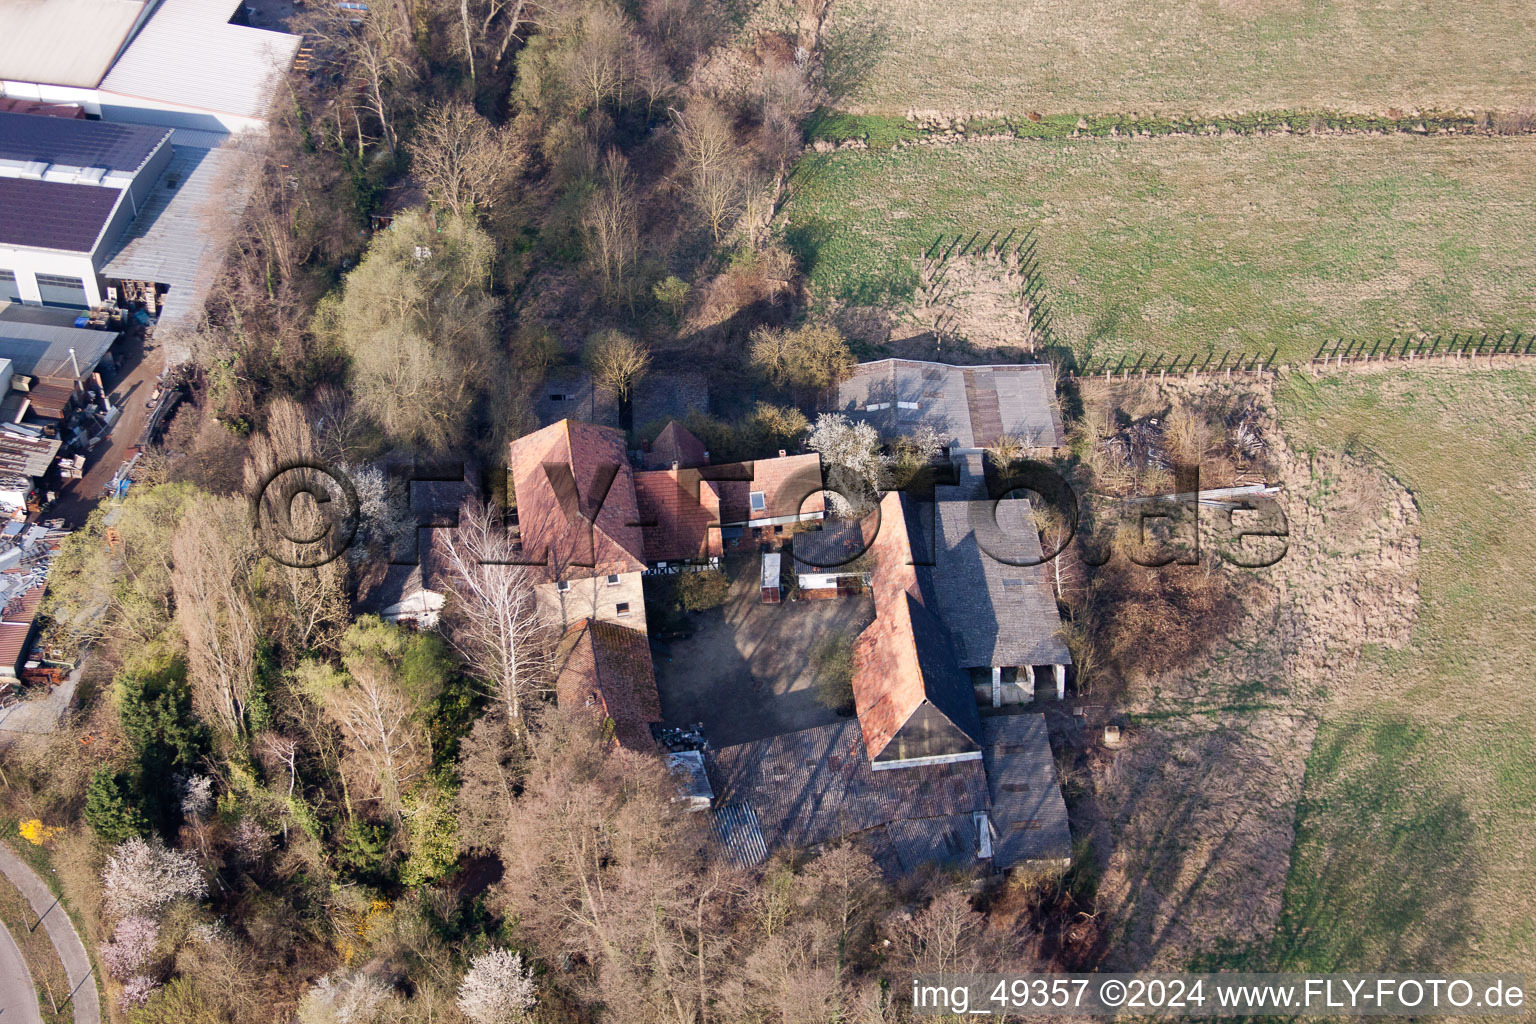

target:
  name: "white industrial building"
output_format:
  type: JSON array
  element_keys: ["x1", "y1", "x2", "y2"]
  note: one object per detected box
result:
[
  {"x1": 0, "y1": 0, "x2": 301, "y2": 135},
  {"x1": 0, "y1": 112, "x2": 174, "y2": 309},
  {"x1": 0, "y1": 0, "x2": 301, "y2": 342}
]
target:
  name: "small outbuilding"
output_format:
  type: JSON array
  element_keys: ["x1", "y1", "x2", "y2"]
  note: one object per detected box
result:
[{"x1": 760, "y1": 551, "x2": 780, "y2": 603}]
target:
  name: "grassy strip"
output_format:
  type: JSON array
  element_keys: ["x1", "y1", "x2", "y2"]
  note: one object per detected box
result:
[
  {"x1": 0, "y1": 830, "x2": 107, "y2": 1020},
  {"x1": 0, "y1": 873, "x2": 72, "y2": 1024},
  {"x1": 779, "y1": 135, "x2": 1536, "y2": 363},
  {"x1": 807, "y1": 109, "x2": 1522, "y2": 148}
]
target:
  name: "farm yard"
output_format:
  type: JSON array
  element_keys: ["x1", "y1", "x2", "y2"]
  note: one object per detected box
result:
[
  {"x1": 781, "y1": 134, "x2": 1536, "y2": 366},
  {"x1": 826, "y1": 0, "x2": 1536, "y2": 115}
]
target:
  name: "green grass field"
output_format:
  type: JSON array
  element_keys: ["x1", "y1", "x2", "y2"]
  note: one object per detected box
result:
[
  {"x1": 781, "y1": 134, "x2": 1536, "y2": 364},
  {"x1": 827, "y1": 0, "x2": 1536, "y2": 116},
  {"x1": 1268, "y1": 368, "x2": 1536, "y2": 972}
]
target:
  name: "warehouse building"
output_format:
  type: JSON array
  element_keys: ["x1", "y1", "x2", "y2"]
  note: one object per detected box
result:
[
  {"x1": 0, "y1": 112, "x2": 172, "y2": 310},
  {"x1": 0, "y1": 0, "x2": 301, "y2": 134}
]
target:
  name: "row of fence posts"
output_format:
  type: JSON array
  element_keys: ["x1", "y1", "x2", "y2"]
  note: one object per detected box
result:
[
  {"x1": 915, "y1": 229, "x2": 1530, "y2": 377},
  {"x1": 920, "y1": 228, "x2": 1057, "y2": 350},
  {"x1": 1071, "y1": 347, "x2": 1279, "y2": 381},
  {"x1": 1310, "y1": 331, "x2": 1535, "y2": 368}
]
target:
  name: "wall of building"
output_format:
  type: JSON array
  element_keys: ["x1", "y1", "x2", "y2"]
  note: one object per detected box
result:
[
  {"x1": 537, "y1": 571, "x2": 648, "y2": 633},
  {"x1": 0, "y1": 249, "x2": 104, "y2": 307},
  {"x1": 0, "y1": 81, "x2": 264, "y2": 134}
]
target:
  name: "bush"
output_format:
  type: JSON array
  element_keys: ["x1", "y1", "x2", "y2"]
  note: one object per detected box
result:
[
  {"x1": 85, "y1": 769, "x2": 148, "y2": 845},
  {"x1": 676, "y1": 569, "x2": 730, "y2": 612},
  {"x1": 812, "y1": 633, "x2": 855, "y2": 713}
]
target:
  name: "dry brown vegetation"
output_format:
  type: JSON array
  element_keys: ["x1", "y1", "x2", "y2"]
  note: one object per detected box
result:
[
  {"x1": 827, "y1": 0, "x2": 1536, "y2": 115},
  {"x1": 1051, "y1": 375, "x2": 1420, "y2": 969}
]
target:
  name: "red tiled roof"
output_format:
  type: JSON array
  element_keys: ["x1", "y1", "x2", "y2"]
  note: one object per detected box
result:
[
  {"x1": 644, "y1": 421, "x2": 709, "y2": 470},
  {"x1": 0, "y1": 584, "x2": 43, "y2": 673},
  {"x1": 717, "y1": 454, "x2": 825, "y2": 524},
  {"x1": 848, "y1": 491, "x2": 987, "y2": 762},
  {"x1": 0, "y1": 622, "x2": 31, "y2": 672},
  {"x1": 508, "y1": 420, "x2": 646, "y2": 582},
  {"x1": 2, "y1": 584, "x2": 45, "y2": 626},
  {"x1": 553, "y1": 618, "x2": 662, "y2": 750},
  {"x1": 633, "y1": 469, "x2": 723, "y2": 563}
]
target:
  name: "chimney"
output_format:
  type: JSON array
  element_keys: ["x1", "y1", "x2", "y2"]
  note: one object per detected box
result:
[
  {"x1": 778, "y1": 449, "x2": 787, "y2": 457},
  {"x1": 671, "y1": 460, "x2": 679, "y2": 470}
]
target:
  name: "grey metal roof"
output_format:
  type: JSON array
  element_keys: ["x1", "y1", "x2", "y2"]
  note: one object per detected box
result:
[
  {"x1": 932, "y1": 498, "x2": 1071, "y2": 669},
  {"x1": 104, "y1": 142, "x2": 245, "y2": 334},
  {"x1": 632, "y1": 371, "x2": 709, "y2": 435},
  {"x1": 0, "y1": 306, "x2": 119, "y2": 381},
  {"x1": 0, "y1": 112, "x2": 168, "y2": 175},
  {"x1": 0, "y1": 431, "x2": 63, "y2": 479},
  {"x1": 830, "y1": 359, "x2": 1064, "y2": 450},
  {"x1": 874, "y1": 812, "x2": 984, "y2": 874},
  {"x1": 981, "y1": 714, "x2": 1072, "y2": 867},
  {"x1": 707, "y1": 719, "x2": 990, "y2": 851},
  {"x1": 789, "y1": 519, "x2": 869, "y2": 570},
  {"x1": 0, "y1": 0, "x2": 149, "y2": 89},
  {"x1": 98, "y1": 0, "x2": 301, "y2": 122},
  {"x1": 0, "y1": 177, "x2": 124, "y2": 253},
  {"x1": 536, "y1": 368, "x2": 620, "y2": 429},
  {"x1": 712, "y1": 803, "x2": 768, "y2": 867}
]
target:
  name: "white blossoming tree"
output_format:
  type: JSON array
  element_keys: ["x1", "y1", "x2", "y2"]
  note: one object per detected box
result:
[
  {"x1": 101, "y1": 915, "x2": 160, "y2": 979},
  {"x1": 298, "y1": 970, "x2": 393, "y2": 1024},
  {"x1": 456, "y1": 948, "x2": 537, "y2": 1024},
  {"x1": 101, "y1": 837, "x2": 207, "y2": 918},
  {"x1": 806, "y1": 413, "x2": 889, "y2": 518}
]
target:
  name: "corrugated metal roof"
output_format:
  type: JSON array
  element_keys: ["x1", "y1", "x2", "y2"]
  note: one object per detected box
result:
[
  {"x1": 98, "y1": 0, "x2": 301, "y2": 121},
  {"x1": 932, "y1": 498, "x2": 1072, "y2": 669},
  {"x1": 0, "y1": 0, "x2": 149, "y2": 89},
  {"x1": 0, "y1": 111, "x2": 168, "y2": 175},
  {"x1": 981, "y1": 714, "x2": 1072, "y2": 867},
  {"x1": 0, "y1": 177, "x2": 125, "y2": 253},
  {"x1": 831, "y1": 359, "x2": 1064, "y2": 450},
  {"x1": 712, "y1": 803, "x2": 768, "y2": 867},
  {"x1": 0, "y1": 308, "x2": 118, "y2": 380},
  {"x1": 104, "y1": 142, "x2": 246, "y2": 333}
]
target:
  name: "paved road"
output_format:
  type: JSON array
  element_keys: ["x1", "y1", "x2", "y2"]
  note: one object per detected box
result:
[
  {"x1": 0, "y1": 917, "x2": 43, "y2": 1024},
  {"x1": 0, "y1": 845, "x2": 98, "y2": 1024}
]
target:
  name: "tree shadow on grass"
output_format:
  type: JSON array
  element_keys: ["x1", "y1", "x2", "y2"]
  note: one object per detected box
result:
[{"x1": 1267, "y1": 714, "x2": 1481, "y2": 972}]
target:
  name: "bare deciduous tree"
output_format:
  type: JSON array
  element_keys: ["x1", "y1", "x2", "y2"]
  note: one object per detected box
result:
[
  {"x1": 299, "y1": 654, "x2": 431, "y2": 819},
  {"x1": 297, "y1": 0, "x2": 417, "y2": 153},
  {"x1": 749, "y1": 323, "x2": 854, "y2": 391},
  {"x1": 244, "y1": 398, "x2": 350, "y2": 652},
  {"x1": 439, "y1": 501, "x2": 551, "y2": 730},
  {"x1": 580, "y1": 148, "x2": 640, "y2": 305},
  {"x1": 172, "y1": 495, "x2": 262, "y2": 740},
  {"x1": 584, "y1": 329, "x2": 651, "y2": 403},
  {"x1": 672, "y1": 100, "x2": 748, "y2": 241},
  {"x1": 313, "y1": 209, "x2": 504, "y2": 450},
  {"x1": 410, "y1": 103, "x2": 526, "y2": 219}
]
